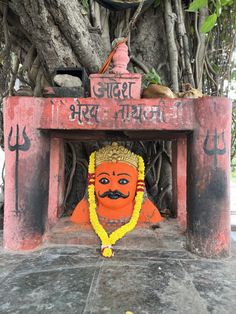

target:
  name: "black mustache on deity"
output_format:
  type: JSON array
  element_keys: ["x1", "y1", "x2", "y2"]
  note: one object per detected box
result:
[{"x1": 98, "y1": 190, "x2": 130, "y2": 199}]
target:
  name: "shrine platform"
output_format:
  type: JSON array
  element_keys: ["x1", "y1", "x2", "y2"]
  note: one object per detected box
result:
[
  {"x1": 44, "y1": 218, "x2": 185, "y2": 251},
  {"x1": 0, "y1": 220, "x2": 236, "y2": 314}
]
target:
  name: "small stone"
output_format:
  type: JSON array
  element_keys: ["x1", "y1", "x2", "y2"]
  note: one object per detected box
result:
[{"x1": 54, "y1": 74, "x2": 82, "y2": 87}]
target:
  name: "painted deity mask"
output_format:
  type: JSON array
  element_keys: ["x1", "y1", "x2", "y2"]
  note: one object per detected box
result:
[{"x1": 95, "y1": 162, "x2": 138, "y2": 210}]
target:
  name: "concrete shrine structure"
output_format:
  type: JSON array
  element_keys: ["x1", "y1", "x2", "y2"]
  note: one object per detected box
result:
[{"x1": 3, "y1": 42, "x2": 232, "y2": 258}]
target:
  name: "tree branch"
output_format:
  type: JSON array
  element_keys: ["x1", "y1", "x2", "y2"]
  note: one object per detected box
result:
[
  {"x1": 174, "y1": 0, "x2": 195, "y2": 87},
  {"x1": 195, "y1": 7, "x2": 208, "y2": 90},
  {"x1": 130, "y1": 55, "x2": 149, "y2": 73},
  {"x1": 164, "y1": 0, "x2": 179, "y2": 92},
  {"x1": 8, "y1": 53, "x2": 19, "y2": 95}
]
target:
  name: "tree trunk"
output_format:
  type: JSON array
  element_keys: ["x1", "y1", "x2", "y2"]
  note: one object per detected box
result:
[{"x1": 10, "y1": 0, "x2": 106, "y2": 73}]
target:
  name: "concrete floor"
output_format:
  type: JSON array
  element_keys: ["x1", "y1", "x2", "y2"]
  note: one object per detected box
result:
[{"x1": 0, "y1": 220, "x2": 236, "y2": 314}]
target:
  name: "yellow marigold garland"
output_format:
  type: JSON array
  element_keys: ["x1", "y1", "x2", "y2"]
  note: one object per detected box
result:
[{"x1": 88, "y1": 151, "x2": 145, "y2": 258}]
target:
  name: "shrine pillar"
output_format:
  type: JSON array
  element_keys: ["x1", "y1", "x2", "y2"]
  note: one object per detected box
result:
[
  {"x1": 3, "y1": 97, "x2": 50, "y2": 250},
  {"x1": 172, "y1": 136, "x2": 187, "y2": 229},
  {"x1": 187, "y1": 97, "x2": 232, "y2": 258},
  {"x1": 47, "y1": 137, "x2": 65, "y2": 226}
]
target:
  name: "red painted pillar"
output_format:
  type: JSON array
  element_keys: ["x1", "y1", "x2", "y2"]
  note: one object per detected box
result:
[
  {"x1": 172, "y1": 136, "x2": 187, "y2": 229},
  {"x1": 47, "y1": 137, "x2": 65, "y2": 226},
  {"x1": 187, "y1": 97, "x2": 232, "y2": 258},
  {"x1": 3, "y1": 97, "x2": 50, "y2": 250}
]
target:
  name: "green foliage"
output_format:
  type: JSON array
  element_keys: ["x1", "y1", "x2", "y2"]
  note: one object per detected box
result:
[
  {"x1": 200, "y1": 13, "x2": 217, "y2": 32},
  {"x1": 232, "y1": 170, "x2": 236, "y2": 181},
  {"x1": 186, "y1": 0, "x2": 208, "y2": 12},
  {"x1": 232, "y1": 63, "x2": 236, "y2": 81},
  {"x1": 142, "y1": 68, "x2": 162, "y2": 88},
  {"x1": 232, "y1": 153, "x2": 236, "y2": 179},
  {"x1": 187, "y1": 0, "x2": 236, "y2": 33},
  {"x1": 79, "y1": 0, "x2": 89, "y2": 10}
]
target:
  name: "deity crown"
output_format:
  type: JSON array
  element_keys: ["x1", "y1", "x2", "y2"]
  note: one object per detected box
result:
[{"x1": 95, "y1": 142, "x2": 138, "y2": 169}]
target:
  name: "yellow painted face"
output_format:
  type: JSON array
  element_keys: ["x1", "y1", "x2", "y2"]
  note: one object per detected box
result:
[{"x1": 95, "y1": 162, "x2": 138, "y2": 209}]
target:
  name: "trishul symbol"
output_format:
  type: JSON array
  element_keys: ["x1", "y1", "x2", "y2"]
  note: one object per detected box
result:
[
  {"x1": 8, "y1": 124, "x2": 31, "y2": 215},
  {"x1": 203, "y1": 128, "x2": 226, "y2": 168}
]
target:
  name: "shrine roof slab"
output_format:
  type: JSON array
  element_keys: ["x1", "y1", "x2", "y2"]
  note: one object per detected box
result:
[
  {"x1": 3, "y1": 96, "x2": 231, "y2": 132},
  {"x1": 4, "y1": 96, "x2": 196, "y2": 131}
]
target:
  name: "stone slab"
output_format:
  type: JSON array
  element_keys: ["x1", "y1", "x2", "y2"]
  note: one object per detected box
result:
[
  {"x1": 0, "y1": 229, "x2": 236, "y2": 314},
  {"x1": 0, "y1": 266, "x2": 98, "y2": 314}
]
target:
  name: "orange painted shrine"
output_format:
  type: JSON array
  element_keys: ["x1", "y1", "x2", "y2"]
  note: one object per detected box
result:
[{"x1": 3, "y1": 42, "x2": 232, "y2": 258}]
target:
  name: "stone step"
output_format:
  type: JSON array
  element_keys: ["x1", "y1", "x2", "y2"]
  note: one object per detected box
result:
[{"x1": 44, "y1": 217, "x2": 185, "y2": 251}]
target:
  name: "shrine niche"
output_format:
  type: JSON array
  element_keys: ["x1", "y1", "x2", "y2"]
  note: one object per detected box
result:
[{"x1": 71, "y1": 142, "x2": 163, "y2": 257}]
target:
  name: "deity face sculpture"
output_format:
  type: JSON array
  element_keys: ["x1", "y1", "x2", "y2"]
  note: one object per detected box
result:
[
  {"x1": 71, "y1": 142, "x2": 163, "y2": 258},
  {"x1": 95, "y1": 162, "x2": 138, "y2": 209}
]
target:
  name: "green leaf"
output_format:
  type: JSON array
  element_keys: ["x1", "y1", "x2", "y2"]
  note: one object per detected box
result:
[
  {"x1": 143, "y1": 68, "x2": 162, "y2": 87},
  {"x1": 200, "y1": 13, "x2": 217, "y2": 33},
  {"x1": 221, "y1": 0, "x2": 233, "y2": 6},
  {"x1": 216, "y1": 0, "x2": 222, "y2": 17},
  {"x1": 186, "y1": 0, "x2": 208, "y2": 12},
  {"x1": 80, "y1": 0, "x2": 89, "y2": 10},
  {"x1": 212, "y1": 63, "x2": 220, "y2": 72}
]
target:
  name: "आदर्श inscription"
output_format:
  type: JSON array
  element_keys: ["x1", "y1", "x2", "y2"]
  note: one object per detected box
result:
[
  {"x1": 8, "y1": 124, "x2": 31, "y2": 216},
  {"x1": 92, "y1": 81, "x2": 135, "y2": 99},
  {"x1": 69, "y1": 102, "x2": 99, "y2": 124},
  {"x1": 203, "y1": 128, "x2": 226, "y2": 168}
]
